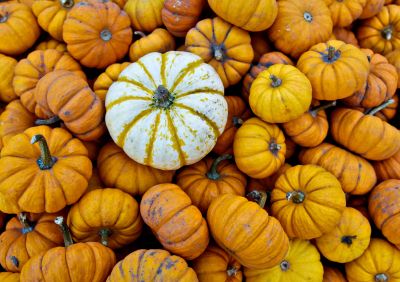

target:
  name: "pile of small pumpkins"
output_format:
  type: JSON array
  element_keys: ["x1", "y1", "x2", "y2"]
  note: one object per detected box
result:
[{"x1": 1, "y1": 0, "x2": 400, "y2": 281}]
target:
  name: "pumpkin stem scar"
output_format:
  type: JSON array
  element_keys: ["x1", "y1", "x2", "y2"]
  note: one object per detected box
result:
[
  {"x1": 18, "y1": 213, "x2": 34, "y2": 234},
  {"x1": 134, "y1": 31, "x2": 147, "y2": 38},
  {"x1": 213, "y1": 45, "x2": 225, "y2": 61},
  {"x1": 375, "y1": 273, "x2": 389, "y2": 282},
  {"x1": 0, "y1": 13, "x2": 8, "y2": 23},
  {"x1": 269, "y1": 140, "x2": 281, "y2": 155},
  {"x1": 60, "y1": 0, "x2": 74, "y2": 8},
  {"x1": 233, "y1": 116, "x2": 244, "y2": 128},
  {"x1": 206, "y1": 154, "x2": 232, "y2": 180},
  {"x1": 152, "y1": 85, "x2": 175, "y2": 109},
  {"x1": 54, "y1": 216, "x2": 74, "y2": 247},
  {"x1": 269, "y1": 74, "x2": 282, "y2": 87},
  {"x1": 246, "y1": 190, "x2": 268, "y2": 209},
  {"x1": 366, "y1": 99, "x2": 394, "y2": 116},
  {"x1": 286, "y1": 190, "x2": 305, "y2": 204},
  {"x1": 99, "y1": 228, "x2": 112, "y2": 246},
  {"x1": 303, "y1": 12, "x2": 313, "y2": 22},
  {"x1": 227, "y1": 266, "x2": 238, "y2": 277},
  {"x1": 31, "y1": 134, "x2": 57, "y2": 170},
  {"x1": 280, "y1": 260, "x2": 290, "y2": 271},
  {"x1": 341, "y1": 235, "x2": 357, "y2": 245},
  {"x1": 100, "y1": 29, "x2": 112, "y2": 42},
  {"x1": 381, "y1": 26, "x2": 393, "y2": 41},
  {"x1": 309, "y1": 101, "x2": 337, "y2": 117},
  {"x1": 35, "y1": 115, "x2": 61, "y2": 126}
]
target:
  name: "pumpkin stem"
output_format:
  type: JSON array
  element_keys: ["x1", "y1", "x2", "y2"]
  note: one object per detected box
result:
[
  {"x1": 0, "y1": 13, "x2": 8, "y2": 23},
  {"x1": 233, "y1": 116, "x2": 244, "y2": 128},
  {"x1": 60, "y1": 0, "x2": 74, "y2": 8},
  {"x1": 375, "y1": 273, "x2": 389, "y2": 282},
  {"x1": 270, "y1": 74, "x2": 282, "y2": 88},
  {"x1": 269, "y1": 139, "x2": 281, "y2": 156},
  {"x1": 99, "y1": 229, "x2": 111, "y2": 246},
  {"x1": 54, "y1": 216, "x2": 74, "y2": 247},
  {"x1": 366, "y1": 99, "x2": 394, "y2": 115},
  {"x1": 280, "y1": 260, "x2": 290, "y2": 271},
  {"x1": 213, "y1": 45, "x2": 225, "y2": 61},
  {"x1": 134, "y1": 31, "x2": 147, "y2": 38},
  {"x1": 35, "y1": 115, "x2": 61, "y2": 126},
  {"x1": 226, "y1": 266, "x2": 238, "y2": 277},
  {"x1": 152, "y1": 85, "x2": 175, "y2": 109},
  {"x1": 206, "y1": 154, "x2": 232, "y2": 180},
  {"x1": 18, "y1": 213, "x2": 34, "y2": 234},
  {"x1": 381, "y1": 26, "x2": 393, "y2": 41},
  {"x1": 303, "y1": 12, "x2": 313, "y2": 22},
  {"x1": 10, "y1": 256, "x2": 19, "y2": 268},
  {"x1": 325, "y1": 46, "x2": 341, "y2": 62},
  {"x1": 100, "y1": 29, "x2": 112, "y2": 42},
  {"x1": 341, "y1": 235, "x2": 357, "y2": 245},
  {"x1": 309, "y1": 101, "x2": 337, "y2": 117},
  {"x1": 31, "y1": 134, "x2": 57, "y2": 170},
  {"x1": 286, "y1": 191, "x2": 305, "y2": 204},
  {"x1": 246, "y1": 190, "x2": 268, "y2": 209}
]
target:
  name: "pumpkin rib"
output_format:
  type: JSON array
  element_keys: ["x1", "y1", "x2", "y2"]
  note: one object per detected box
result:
[
  {"x1": 106, "y1": 96, "x2": 152, "y2": 111},
  {"x1": 170, "y1": 59, "x2": 204, "y2": 92},
  {"x1": 117, "y1": 77, "x2": 153, "y2": 94},
  {"x1": 136, "y1": 61, "x2": 157, "y2": 88},
  {"x1": 116, "y1": 109, "x2": 153, "y2": 147},
  {"x1": 165, "y1": 113, "x2": 185, "y2": 167},
  {"x1": 177, "y1": 88, "x2": 224, "y2": 98}
]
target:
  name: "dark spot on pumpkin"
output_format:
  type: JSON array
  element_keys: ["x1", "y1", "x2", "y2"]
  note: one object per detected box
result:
[
  {"x1": 118, "y1": 262, "x2": 125, "y2": 276},
  {"x1": 165, "y1": 258, "x2": 176, "y2": 269},
  {"x1": 64, "y1": 111, "x2": 71, "y2": 116}
]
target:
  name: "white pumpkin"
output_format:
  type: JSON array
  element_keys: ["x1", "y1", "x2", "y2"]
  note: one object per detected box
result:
[{"x1": 105, "y1": 51, "x2": 228, "y2": 170}]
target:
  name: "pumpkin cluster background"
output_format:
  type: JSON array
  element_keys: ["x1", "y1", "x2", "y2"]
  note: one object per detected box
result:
[{"x1": 0, "y1": 0, "x2": 400, "y2": 281}]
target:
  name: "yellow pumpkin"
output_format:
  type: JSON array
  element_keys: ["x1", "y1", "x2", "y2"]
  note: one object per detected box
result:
[{"x1": 0, "y1": 54, "x2": 17, "y2": 103}]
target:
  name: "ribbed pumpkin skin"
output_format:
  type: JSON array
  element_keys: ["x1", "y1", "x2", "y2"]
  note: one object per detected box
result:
[
  {"x1": 192, "y1": 245, "x2": 243, "y2": 282},
  {"x1": 373, "y1": 149, "x2": 400, "y2": 180},
  {"x1": 13, "y1": 49, "x2": 86, "y2": 113},
  {"x1": 67, "y1": 188, "x2": 143, "y2": 249},
  {"x1": 0, "y1": 213, "x2": 64, "y2": 272},
  {"x1": 207, "y1": 0, "x2": 278, "y2": 32},
  {"x1": 323, "y1": 266, "x2": 347, "y2": 282},
  {"x1": 369, "y1": 180, "x2": 400, "y2": 246},
  {"x1": 299, "y1": 143, "x2": 377, "y2": 195},
  {"x1": 344, "y1": 49, "x2": 398, "y2": 108},
  {"x1": 244, "y1": 240, "x2": 323, "y2": 282},
  {"x1": 0, "y1": 272, "x2": 20, "y2": 282},
  {"x1": 358, "y1": 5, "x2": 400, "y2": 55},
  {"x1": 35, "y1": 39, "x2": 67, "y2": 52},
  {"x1": 268, "y1": 0, "x2": 332, "y2": 59},
  {"x1": 63, "y1": 0, "x2": 132, "y2": 69},
  {"x1": 360, "y1": 0, "x2": 385, "y2": 19},
  {"x1": 207, "y1": 194, "x2": 289, "y2": 270},
  {"x1": 271, "y1": 165, "x2": 346, "y2": 239},
  {"x1": 325, "y1": 0, "x2": 367, "y2": 27},
  {"x1": 345, "y1": 239, "x2": 400, "y2": 282},
  {"x1": 331, "y1": 27, "x2": 359, "y2": 47},
  {"x1": 124, "y1": 0, "x2": 164, "y2": 32},
  {"x1": 106, "y1": 249, "x2": 198, "y2": 282},
  {"x1": 185, "y1": 17, "x2": 254, "y2": 88},
  {"x1": 176, "y1": 156, "x2": 246, "y2": 214},
  {"x1": 97, "y1": 142, "x2": 175, "y2": 196},
  {"x1": 0, "y1": 126, "x2": 92, "y2": 214},
  {"x1": 0, "y1": 2, "x2": 40, "y2": 56},
  {"x1": 316, "y1": 207, "x2": 371, "y2": 263},
  {"x1": 20, "y1": 242, "x2": 116, "y2": 282},
  {"x1": 140, "y1": 184, "x2": 209, "y2": 260},
  {"x1": 297, "y1": 40, "x2": 369, "y2": 100},
  {"x1": 233, "y1": 117, "x2": 286, "y2": 179},
  {"x1": 0, "y1": 54, "x2": 17, "y2": 103},
  {"x1": 330, "y1": 108, "x2": 400, "y2": 161},
  {"x1": 386, "y1": 49, "x2": 400, "y2": 88}
]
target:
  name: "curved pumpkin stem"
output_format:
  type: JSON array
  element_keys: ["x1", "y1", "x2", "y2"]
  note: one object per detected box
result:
[
  {"x1": 309, "y1": 101, "x2": 336, "y2": 117},
  {"x1": 54, "y1": 216, "x2": 74, "y2": 247},
  {"x1": 375, "y1": 273, "x2": 389, "y2": 282},
  {"x1": 18, "y1": 213, "x2": 34, "y2": 234},
  {"x1": 270, "y1": 74, "x2": 282, "y2": 88},
  {"x1": 99, "y1": 229, "x2": 111, "y2": 246},
  {"x1": 134, "y1": 31, "x2": 147, "y2": 38},
  {"x1": 206, "y1": 154, "x2": 232, "y2": 180},
  {"x1": 31, "y1": 134, "x2": 57, "y2": 170},
  {"x1": 366, "y1": 99, "x2": 394, "y2": 116},
  {"x1": 35, "y1": 115, "x2": 61, "y2": 126},
  {"x1": 246, "y1": 190, "x2": 268, "y2": 209},
  {"x1": 152, "y1": 85, "x2": 175, "y2": 109},
  {"x1": 286, "y1": 191, "x2": 305, "y2": 204},
  {"x1": 60, "y1": 0, "x2": 74, "y2": 8},
  {"x1": 381, "y1": 26, "x2": 393, "y2": 41},
  {"x1": 341, "y1": 235, "x2": 357, "y2": 245}
]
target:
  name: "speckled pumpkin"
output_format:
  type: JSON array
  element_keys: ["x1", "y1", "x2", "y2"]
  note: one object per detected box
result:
[
  {"x1": 373, "y1": 149, "x2": 400, "y2": 181},
  {"x1": 0, "y1": 54, "x2": 17, "y2": 103},
  {"x1": 124, "y1": 0, "x2": 164, "y2": 32}
]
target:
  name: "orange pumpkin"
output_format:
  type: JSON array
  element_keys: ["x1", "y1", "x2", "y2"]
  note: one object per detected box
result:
[
  {"x1": 207, "y1": 194, "x2": 289, "y2": 269},
  {"x1": 192, "y1": 245, "x2": 242, "y2": 282},
  {"x1": 124, "y1": 0, "x2": 164, "y2": 32},
  {"x1": 0, "y1": 126, "x2": 92, "y2": 214},
  {"x1": 357, "y1": 5, "x2": 400, "y2": 55},
  {"x1": 0, "y1": 2, "x2": 40, "y2": 56},
  {"x1": 344, "y1": 49, "x2": 398, "y2": 108},
  {"x1": 369, "y1": 180, "x2": 400, "y2": 247},
  {"x1": 373, "y1": 148, "x2": 400, "y2": 180},
  {"x1": 185, "y1": 17, "x2": 254, "y2": 87},
  {"x1": 250, "y1": 32, "x2": 272, "y2": 63},
  {"x1": 297, "y1": 40, "x2": 369, "y2": 100},
  {"x1": 0, "y1": 212, "x2": 63, "y2": 272},
  {"x1": 0, "y1": 54, "x2": 17, "y2": 103},
  {"x1": 97, "y1": 142, "x2": 175, "y2": 196},
  {"x1": 299, "y1": 143, "x2": 377, "y2": 195},
  {"x1": 233, "y1": 117, "x2": 286, "y2": 179},
  {"x1": 325, "y1": 0, "x2": 367, "y2": 27},
  {"x1": 13, "y1": 49, "x2": 86, "y2": 113},
  {"x1": 176, "y1": 155, "x2": 246, "y2": 213},
  {"x1": 129, "y1": 29, "x2": 175, "y2": 62},
  {"x1": 0, "y1": 272, "x2": 20, "y2": 282},
  {"x1": 34, "y1": 70, "x2": 105, "y2": 141},
  {"x1": 268, "y1": 0, "x2": 333, "y2": 59},
  {"x1": 385, "y1": 49, "x2": 400, "y2": 88},
  {"x1": 35, "y1": 38, "x2": 67, "y2": 52},
  {"x1": 271, "y1": 165, "x2": 346, "y2": 239},
  {"x1": 360, "y1": 0, "x2": 385, "y2": 19},
  {"x1": 63, "y1": 0, "x2": 132, "y2": 69},
  {"x1": 140, "y1": 184, "x2": 209, "y2": 260},
  {"x1": 323, "y1": 266, "x2": 347, "y2": 282},
  {"x1": 331, "y1": 27, "x2": 360, "y2": 46},
  {"x1": 162, "y1": 0, "x2": 205, "y2": 37},
  {"x1": 242, "y1": 51, "x2": 294, "y2": 102}
]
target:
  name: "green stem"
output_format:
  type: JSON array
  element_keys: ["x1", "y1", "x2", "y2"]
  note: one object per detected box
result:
[
  {"x1": 35, "y1": 115, "x2": 61, "y2": 126},
  {"x1": 152, "y1": 85, "x2": 175, "y2": 109},
  {"x1": 286, "y1": 191, "x2": 305, "y2": 204},
  {"x1": 381, "y1": 26, "x2": 393, "y2": 41},
  {"x1": 328, "y1": 46, "x2": 336, "y2": 61},
  {"x1": 213, "y1": 45, "x2": 224, "y2": 61},
  {"x1": 54, "y1": 216, "x2": 74, "y2": 247},
  {"x1": 270, "y1": 74, "x2": 282, "y2": 87},
  {"x1": 206, "y1": 154, "x2": 232, "y2": 180},
  {"x1": 18, "y1": 213, "x2": 33, "y2": 234},
  {"x1": 366, "y1": 99, "x2": 394, "y2": 116},
  {"x1": 246, "y1": 190, "x2": 268, "y2": 209},
  {"x1": 309, "y1": 101, "x2": 336, "y2": 117},
  {"x1": 99, "y1": 229, "x2": 111, "y2": 246},
  {"x1": 31, "y1": 135, "x2": 57, "y2": 170}
]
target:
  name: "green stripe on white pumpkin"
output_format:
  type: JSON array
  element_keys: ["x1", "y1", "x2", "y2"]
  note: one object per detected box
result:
[{"x1": 105, "y1": 51, "x2": 227, "y2": 170}]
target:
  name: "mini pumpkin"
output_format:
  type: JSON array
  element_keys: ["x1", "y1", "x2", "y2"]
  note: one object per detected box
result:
[
  {"x1": 141, "y1": 184, "x2": 209, "y2": 260},
  {"x1": 369, "y1": 180, "x2": 400, "y2": 247},
  {"x1": 316, "y1": 207, "x2": 371, "y2": 263},
  {"x1": 268, "y1": 0, "x2": 333, "y2": 59},
  {"x1": 325, "y1": 0, "x2": 367, "y2": 27},
  {"x1": 34, "y1": 70, "x2": 105, "y2": 141},
  {"x1": 105, "y1": 51, "x2": 228, "y2": 170},
  {"x1": 331, "y1": 27, "x2": 360, "y2": 46},
  {"x1": 0, "y1": 54, "x2": 17, "y2": 103},
  {"x1": 373, "y1": 149, "x2": 400, "y2": 180},
  {"x1": 185, "y1": 17, "x2": 254, "y2": 88},
  {"x1": 63, "y1": 0, "x2": 132, "y2": 69},
  {"x1": 299, "y1": 143, "x2": 377, "y2": 195},
  {"x1": 129, "y1": 29, "x2": 175, "y2": 62},
  {"x1": 271, "y1": 165, "x2": 346, "y2": 239},
  {"x1": 176, "y1": 155, "x2": 247, "y2": 213},
  {"x1": 386, "y1": 49, "x2": 400, "y2": 88},
  {"x1": 35, "y1": 38, "x2": 67, "y2": 52},
  {"x1": 0, "y1": 126, "x2": 92, "y2": 214},
  {"x1": 250, "y1": 32, "x2": 273, "y2": 63},
  {"x1": 0, "y1": 2, "x2": 40, "y2": 56},
  {"x1": 244, "y1": 240, "x2": 323, "y2": 282},
  {"x1": 323, "y1": 266, "x2": 347, "y2": 282},
  {"x1": 360, "y1": 0, "x2": 385, "y2": 19},
  {"x1": 106, "y1": 249, "x2": 198, "y2": 281},
  {"x1": 233, "y1": 117, "x2": 286, "y2": 179},
  {"x1": 124, "y1": 0, "x2": 164, "y2": 32}
]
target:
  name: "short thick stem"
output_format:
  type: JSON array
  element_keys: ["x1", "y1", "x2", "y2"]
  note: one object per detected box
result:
[
  {"x1": 286, "y1": 191, "x2": 305, "y2": 204},
  {"x1": 206, "y1": 154, "x2": 232, "y2": 180},
  {"x1": 0, "y1": 14, "x2": 8, "y2": 23},
  {"x1": 31, "y1": 135, "x2": 57, "y2": 170},
  {"x1": 152, "y1": 85, "x2": 175, "y2": 109},
  {"x1": 270, "y1": 74, "x2": 282, "y2": 88},
  {"x1": 341, "y1": 235, "x2": 357, "y2": 245},
  {"x1": 381, "y1": 26, "x2": 393, "y2": 40},
  {"x1": 99, "y1": 229, "x2": 111, "y2": 246},
  {"x1": 375, "y1": 273, "x2": 389, "y2": 282},
  {"x1": 213, "y1": 46, "x2": 224, "y2": 61},
  {"x1": 134, "y1": 31, "x2": 146, "y2": 38},
  {"x1": 18, "y1": 213, "x2": 34, "y2": 234},
  {"x1": 280, "y1": 260, "x2": 290, "y2": 271},
  {"x1": 232, "y1": 116, "x2": 244, "y2": 128},
  {"x1": 367, "y1": 99, "x2": 394, "y2": 115},
  {"x1": 60, "y1": 0, "x2": 74, "y2": 8},
  {"x1": 100, "y1": 29, "x2": 112, "y2": 42},
  {"x1": 303, "y1": 12, "x2": 313, "y2": 22},
  {"x1": 309, "y1": 101, "x2": 336, "y2": 117},
  {"x1": 227, "y1": 266, "x2": 238, "y2": 277},
  {"x1": 54, "y1": 216, "x2": 74, "y2": 247},
  {"x1": 328, "y1": 46, "x2": 336, "y2": 61},
  {"x1": 269, "y1": 140, "x2": 281, "y2": 156},
  {"x1": 35, "y1": 115, "x2": 61, "y2": 126},
  {"x1": 246, "y1": 190, "x2": 268, "y2": 209}
]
